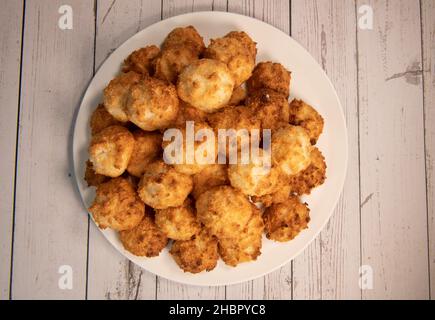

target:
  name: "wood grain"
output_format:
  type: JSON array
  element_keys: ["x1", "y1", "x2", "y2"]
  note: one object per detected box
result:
[
  {"x1": 11, "y1": 0, "x2": 94, "y2": 299},
  {"x1": 291, "y1": 0, "x2": 361, "y2": 300},
  {"x1": 357, "y1": 0, "x2": 429, "y2": 299},
  {"x1": 86, "y1": 0, "x2": 161, "y2": 300},
  {"x1": 2, "y1": 0, "x2": 433, "y2": 300},
  {"x1": 421, "y1": 0, "x2": 434, "y2": 299},
  {"x1": 0, "y1": 0, "x2": 23, "y2": 300}
]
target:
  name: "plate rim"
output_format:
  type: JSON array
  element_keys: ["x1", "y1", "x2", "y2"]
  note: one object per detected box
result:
[{"x1": 72, "y1": 10, "x2": 349, "y2": 287}]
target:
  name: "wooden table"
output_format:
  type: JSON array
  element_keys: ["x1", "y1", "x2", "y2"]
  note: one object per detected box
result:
[{"x1": 0, "y1": 0, "x2": 433, "y2": 300}]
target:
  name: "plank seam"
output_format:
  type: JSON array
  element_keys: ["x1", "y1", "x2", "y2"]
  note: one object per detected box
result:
[
  {"x1": 85, "y1": 0, "x2": 99, "y2": 300},
  {"x1": 354, "y1": 0, "x2": 363, "y2": 301},
  {"x1": 8, "y1": 0, "x2": 26, "y2": 301},
  {"x1": 419, "y1": 0, "x2": 431, "y2": 300}
]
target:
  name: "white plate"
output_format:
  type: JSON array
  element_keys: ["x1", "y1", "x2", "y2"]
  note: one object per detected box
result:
[{"x1": 73, "y1": 11, "x2": 348, "y2": 286}]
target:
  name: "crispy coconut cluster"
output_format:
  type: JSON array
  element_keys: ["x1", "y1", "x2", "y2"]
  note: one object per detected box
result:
[{"x1": 85, "y1": 25, "x2": 327, "y2": 273}]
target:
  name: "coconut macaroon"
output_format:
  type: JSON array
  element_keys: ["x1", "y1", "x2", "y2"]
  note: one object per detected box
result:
[
  {"x1": 90, "y1": 104, "x2": 122, "y2": 135},
  {"x1": 192, "y1": 164, "x2": 229, "y2": 200},
  {"x1": 138, "y1": 160, "x2": 193, "y2": 209},
  {"x1": 170, "y1": 229, "x2": 219, "y2": 273},
  {"x1": 226, "y1": 31, "x2": 257, "y2": 58},
  {"x1": 84, "y1": 160, "x2": 109, "y2": 187},
  {"x1": 154, "y1": 45, "x2": 199, "y2": 84},
  {"x1": 103, "y1": 71, "x2": 142, "y2": 122},
  {"x1": 218, "y1": 204, "x2": 264, "y2": 266},
  {"x1": 228, "y1": 148, "x2": 279, "y2": 197},
  {"x1": 263, "y1": 196, "x2": 310, "y2": 242},
  {"x1": 155, "y1": 199, "x2": 201, "y2": 240},
  {"x1": 228, "y1": 85, "x2": 247, "y2": 106},
  {"x1": 207, "y1": 105, "x2": 260, "y2": 133},
  {"x1": 204, "y1": 31, "x2": 256, "y2": 87},
  {"x1": 172, "y1": 100, "x2": 209, "y2": 127},
  {"x1": 122, "y1": 45, "x2": 160, "y2": 75},
  {"x1": 89, "y1": 177, "x2": 145, "y2": 231},
  {"x1": 88, "y1": 125, "x2": 135, "y2": 177},
  {"x1": 126, "y1": 130, "x2": 162, "y2": 177},
  {"x1": 245, "y1": 89, "x2": 290, "y2": 130},
  {"x1": 251, "y1": 175, "x2": 291, "y2": 207},
  {"x1": 207, "y1": 105, "x2": 261, "y2": 154},
  {"x1": 196, "y1": 186, "x2": 252, "y2": 239},
  {"x1": 177, "y1": 59, "x2": 235, "y2": 113},
  {"x1": 289, "y1": 99, "x2": 324, "y2": 145},
  {"x1": 126, "y1": 76, "x2": 179, "y2": 131},
  {"x1": 162, "y1": 121, "x2": 217, "y2": 175},
  {"x1": 119, "y1": 208, "x2": 168, "y2": 257},
  {"x1": 289, "y1": 147, "x2": 327, "y2": 195},
  {"x1": 162, "y1": 25, "x2": 205, "y2": 56},
  {"x1": 271, "y1": 124, "x2": 312, "y2": 177},
  {"x1": 247, "y1": 61, "x2": 291, "y2": 98}
]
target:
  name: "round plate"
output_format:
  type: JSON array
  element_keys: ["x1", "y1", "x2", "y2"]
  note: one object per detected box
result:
[{"x1": 73, "y1": 11, "x2": 348, "y2": 286}]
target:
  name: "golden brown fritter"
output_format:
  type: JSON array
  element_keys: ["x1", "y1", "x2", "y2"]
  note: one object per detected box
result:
[
  {"x1": 207, "y1": 105, "x2": 261, "y2": 154},
  {"x1": 251, "y1": 175, "x2": 291, "y2": 207},
  {"x1": 154, "y1": 45, "x2": 198, "y2": 84},
  {"x1": 225, "y1": 31, "x2": 257, "y2": 58},
  {"x1": 245, "y1": 89, "x2": 290, "y2": 130},
  {"x1": 172, "y1": 100, "x2": 209, "y2": 127},
  {"x1": 177, "y1": 59, "x2": 235, "y2": 113},
  {"x1": 127, "y1": 130, "x2": 162, "y2": 177},
  {"x1": 191, "y1": 164, "x2": 229, "y2": 200},
  {"x1": 84, "y1": 159, "x2": 109, "y2": 187},
  {"x1": 208, "y1": 105, "x2": 260, "y2": 133},
  {"x1": 89, "y1": 125, "x2": 135, "y2": 177},
  {"x1": 289, "y1": 99, "x2": 324, "y2": 144},
  {"x1": 247, "y1": 61, "x2": 291, "y2": 98},
  {"x1": 90, "y1": 104, "x2": 122, "y2": 135},
  {"x1": 228, "y1": 148, "x2": 279, "y2": 197},
  {"x1": 126, "y1": 76, "x2": 179, "y2": 131},
  {"x1": 204, "y1": 32, "x2": 256, "y2": 87},
  {"x1": 103, "y1": 71, "x2": 142, "y2": 122},
  {"x1": 271, "y1": 124, "x2": 312, "y2": 177},
  {"x1": 218, "y1": 204, "x2": 264, "y2": 266},
  {"x1": 122, "y1": 45, "x2": 160, "y2": 75},
  {"x1": 119, "y1": 208, "x2": 168, "y2": 257},
  {"x1": 138, "y1": 160, "x2": 193, "y2": 209},
  {"x1": 263, "y1": 196, "x2": 310, "y2": 242},
  {"x1": 89, "y1": 177, "x2": 145, "y2": 231},
  {"x1": 228, "y1": 85, "x2": 247, "y2": 106},
  {"x1": 289, "y1": 147, "x2": 326, "y2": 195},
  {"x1": 155, "y1": 199, "x2": 201, "y2": 240},
  {"x1": 162, "y1": 121, "x2": 217, "y2": 175},
  {"x1": 170, "y1": 228, "x2": 219, "y2": 273},
  {"x1": 163, "y1": 26, "x2": 205, "y2": 56},
  {"x1": 196, "y1": 186, "x2": 252, "y2": 239}
]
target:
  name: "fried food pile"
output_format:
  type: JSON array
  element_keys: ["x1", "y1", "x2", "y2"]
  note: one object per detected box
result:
[{"x1": 85, "y1": 26, "x2": 326, "y2": 273}]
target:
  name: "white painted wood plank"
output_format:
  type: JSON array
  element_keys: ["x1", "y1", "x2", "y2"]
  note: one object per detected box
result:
[
  {"x1": 86, "y1": 0, "x2": 161, "y2": 300},
  {"x1": 162, "y1": 0, "x2": 227, "y2": 19},
  {"x1": 291, "y1": 0, "x2": 361, "y2": 300},
  {"x1": 0, "y1": 0, "x2": 23, "y2": 300},
  {"x1": 225, "y1": 0, "x2": 291, "y2": 300},
  {"x1": 11, "y1": 0, "x2": 94, "y2": 299},
  {"x1": 155, "y1": 0, "x2": 228, "y2": 300},
  {"x1": 421, "y1": 0, "x2": 435, "y2": 299},
  {"x1": 357, "y1": 0, "x2": 428, "y2": 299},
  {"x1": 292, "y1": 243, "x2": 321, "y2": 299}
]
